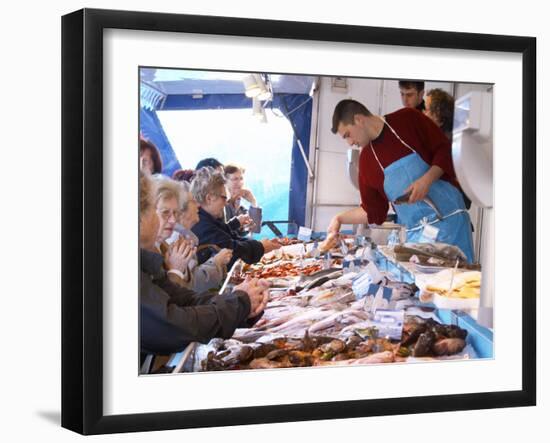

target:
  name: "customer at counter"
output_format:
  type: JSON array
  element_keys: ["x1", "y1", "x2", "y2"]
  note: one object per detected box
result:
[
  {"x1": 399, "y1": 80, "x2": 426, "y2": 112},
  {"x1": 177, "y1": 180, "x2": 233, "y2": 291},
  {"x1": 195, "y1": 157, "x2": 225, "y2": 173},
  {"x1": 139, "y1": 171, "x2": 270, "y2": 356},
  {"x1": 326, "y1": 99, "x2": 474, "y2": 263},
  {"x1": 191, "y1": 167, "x2": 281, "y2": 268},
  {"x1": 153, "y1": 175, "x2": 232, "y2": 292},
  {"x1": 224, "y1": 163, "x2": 258, "y2": 237}
]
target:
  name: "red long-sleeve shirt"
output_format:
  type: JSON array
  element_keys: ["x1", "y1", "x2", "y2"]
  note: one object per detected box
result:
[{"x1": 358, "y1": 107, "x2": 459, "y2": 225}]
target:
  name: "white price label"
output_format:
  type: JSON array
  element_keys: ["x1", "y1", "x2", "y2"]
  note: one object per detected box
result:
[{"x1": 297, "y1": 226, "x2": 312, "y2": 241}]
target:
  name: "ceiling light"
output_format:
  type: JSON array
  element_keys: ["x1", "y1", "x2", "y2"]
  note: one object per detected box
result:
[{"x1": 243, "y1": 73, "x2": 273, "y2": 101}]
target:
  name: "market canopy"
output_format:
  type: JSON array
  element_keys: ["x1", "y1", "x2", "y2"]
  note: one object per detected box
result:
[{"x1": 139, "y1": 68, "x2": 316, "y2": 231}]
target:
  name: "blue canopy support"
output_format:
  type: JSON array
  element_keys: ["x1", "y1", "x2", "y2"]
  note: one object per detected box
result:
[
  {"x1": 139, "y1": 108, "x2": 181, "y2": 177},
  {"x1": 279, "y1": 95, "x2": 312, "y2": 233}
]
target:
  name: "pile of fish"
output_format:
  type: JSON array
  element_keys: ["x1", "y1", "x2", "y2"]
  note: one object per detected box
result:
[
  {"x1": 234, "y1": 261, "x2": 323, "y2": 281},
  {"x1": 201, "y1": 332, "x2": 396, "y2": 371},
  {"x1": 199, "y1": 314, "x2": 468, "y2": 371},
  {"x1": 194, "y1": 241, "x2": 471, "y2": 372},
  {"x1": 398, "y1": 316, "x2": 467, "y2": 358}
]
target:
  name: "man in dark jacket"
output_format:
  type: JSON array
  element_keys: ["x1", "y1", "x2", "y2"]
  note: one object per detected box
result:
[{"x1": 140, "y1": 248, "x2": 266, "y2": 354}]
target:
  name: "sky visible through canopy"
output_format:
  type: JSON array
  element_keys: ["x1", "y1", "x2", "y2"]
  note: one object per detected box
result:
[{"x1": 158, "y1": 108, "x2": 295, "y2": 238}]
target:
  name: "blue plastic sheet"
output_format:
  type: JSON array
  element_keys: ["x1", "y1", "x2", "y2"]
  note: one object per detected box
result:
[{"x1": 139, "y1": 108, "x2": 181, "y2": 177}]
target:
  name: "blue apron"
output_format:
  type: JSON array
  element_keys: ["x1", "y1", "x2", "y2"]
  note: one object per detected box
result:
[{"x1": 370, "y1": 118, "x2": 475, "y2": 263}]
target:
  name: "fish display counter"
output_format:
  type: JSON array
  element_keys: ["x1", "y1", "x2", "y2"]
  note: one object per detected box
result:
[{"x1": 172, "y1": 237, "x2": 493, "y2": 373}]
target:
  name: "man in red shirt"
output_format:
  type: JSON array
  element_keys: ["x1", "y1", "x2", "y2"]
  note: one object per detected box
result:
[{"x1": 326, "y1": 99, "x2": 474, "y2": 263}]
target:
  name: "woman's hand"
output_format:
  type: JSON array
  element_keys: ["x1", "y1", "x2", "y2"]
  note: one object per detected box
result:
[
  {"x1": 260, "y1": 238, "x2": 282, "y2": 254},
  {"x1": 239, "y1": 188, "x2": 257, "y2": 207},
  {"x1": 213, "y1": 248, "x2": 233, "y2": 267},
  {"x1": 237, "y1": 214, "x2": 254, "y2": 228},
  {"x1": 164, "y1": 238, "x2": 196, "y2": 272}
]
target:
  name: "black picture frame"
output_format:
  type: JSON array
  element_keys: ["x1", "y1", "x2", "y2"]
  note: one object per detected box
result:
[{"x1": 61, "y1": 8, "x2": 536, "y2": 435}]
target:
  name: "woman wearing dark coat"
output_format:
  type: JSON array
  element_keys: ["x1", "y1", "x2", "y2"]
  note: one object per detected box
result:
[
  {"x1": 139, "y1": 171, "x2": 269, "y2": 355},
  {"x1": 189, "y1": 167, "x2": 281, "y2": 269}
]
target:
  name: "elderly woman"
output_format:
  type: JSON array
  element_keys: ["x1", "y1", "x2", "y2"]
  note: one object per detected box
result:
[
  {"x1": 153, "y1": 175, "x2": 232, "y2": 292},
  {"x1": 224, "y1": 163, "x2": 258, "y2": 237},
  {"x1": 140, "y1": 138, "x2": 163, "y2": 175},
  {"x1": 191, "y1": 167, "x2": 281, "y2": 268},
  {"x1": 139, "y1": 171, "x2": 269, "y2": 356}
]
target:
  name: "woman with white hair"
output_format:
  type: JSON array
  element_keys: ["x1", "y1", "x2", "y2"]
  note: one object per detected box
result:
[
  {"x1": 139, "y1": 171, "x2": 269, "y2": 356},
  {"x1": 191, "y1": 168, "x2": 281, "y2": 268},
  {"x1": 153, "y1": 175, "x2": 231, "y2": 292}
]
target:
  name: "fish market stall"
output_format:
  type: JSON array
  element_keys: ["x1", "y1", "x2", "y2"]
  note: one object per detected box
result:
[{"x1": 173, "y1": 236, "x2": 492, "y2": 373}]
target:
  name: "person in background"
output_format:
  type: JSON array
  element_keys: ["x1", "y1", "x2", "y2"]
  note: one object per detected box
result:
[
  {"x1": 424, "y1": 88, "x2": 455, "y2": 142},
  {"x1": 139, "y1": 171, "x2": 269, "y2": 356},
  {"x1": 190, "y1": 167, "x2": 281, "y2": 268},
  {"x1": 153, "y1": 175, "x2": 232, "y2": 292},
  {"x1": 424, "y1": 89, "x2": 472, "y2": 211},
  {"x1": 398, "y1": 80, "x2": 425, "y2": 112},
  {"x1": 172, "y1": 168, "x2": 196, "y2": 183},
  {"x1": 224, "y1": 163, "x2": 258, "y2": 237},
  {"x1": 140, "y1": 138, "x2": 163, "y2": 175},
  {"x1": 326, "y1": 99, "x2": 474, "y2": 262},
  {"x1": 195, "y1": 157, "x2": 224, "y2": 173},
  {"x1": 176, "y1": 180, "x2": 233, "y2": 292}
]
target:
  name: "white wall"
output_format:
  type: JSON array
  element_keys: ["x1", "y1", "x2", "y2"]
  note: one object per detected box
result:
[
  {"x1": 1, "y1": 1, "x2": 547, "y2": 442},
  {"x1": 309, "y1": 76, "x2": 379, "y2": 231}
]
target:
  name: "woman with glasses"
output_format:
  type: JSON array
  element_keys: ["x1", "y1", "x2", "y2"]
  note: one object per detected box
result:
[
  {"x1": 153, "y1": 175, "x2": 232, "y2": 292},
  {"x1": 190, "y1": 167, "x2": 281, "y2": 269},
  {"x1": 139, "y1": 171, "x2": 270, "y2": 357}
]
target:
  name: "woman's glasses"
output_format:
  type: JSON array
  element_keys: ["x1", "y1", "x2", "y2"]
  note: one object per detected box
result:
[{"x1": 157, "y1": 208, "x2": 181, "y2": 220}]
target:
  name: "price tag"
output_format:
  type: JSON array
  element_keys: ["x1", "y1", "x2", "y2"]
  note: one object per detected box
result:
[
  {"x1": 371, "y1": 309, "x2": 405, "y2": 340},
  {"x1": 364, "y1": 261, "x2": 383, "y2": 284},
  {"x1": 323, "y1": 252, "x2": 332, "y2": 270},
  {"x1": 420, "y1": 224, "x2": 440, "y2": 242},
  {"x1": 297, "y1": 226, "x2": 312, "y2": 242}
]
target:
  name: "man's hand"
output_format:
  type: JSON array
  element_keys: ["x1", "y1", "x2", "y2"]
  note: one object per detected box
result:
[
  {"x1": 405, "y1": 166, "x2": 444, "y2": 203},
  {"x1": 234, "y1": 277, "x2": 270, "y2": 318},
  {"x1": 327, "y1": 215, "x2": 342, "y2": 235},
  {"x1": 320, "y1": 232, "x2": 339, "y2": 253},
  {"x1": 404, "y1": 175, "x2": 432, "y2": 203}
]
